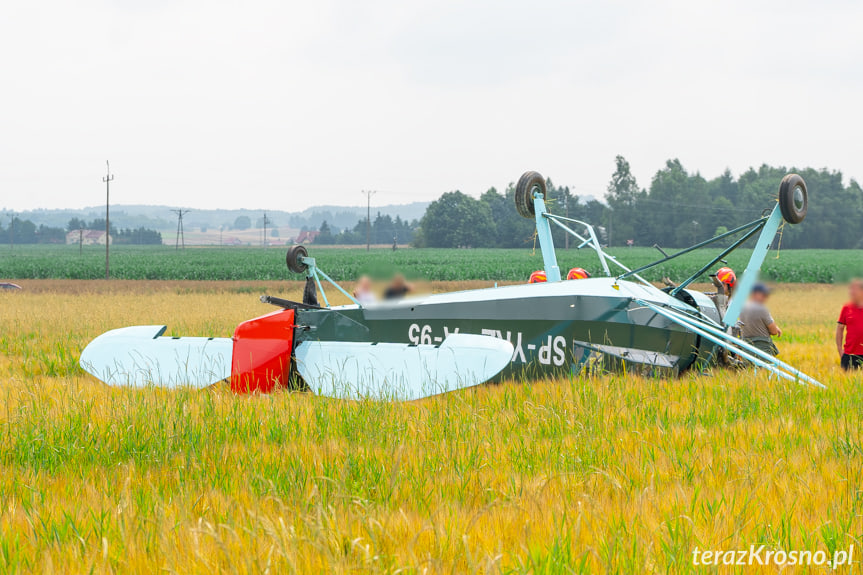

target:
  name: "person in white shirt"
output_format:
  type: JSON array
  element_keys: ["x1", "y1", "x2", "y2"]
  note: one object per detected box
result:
[{"x1": 352, "y1": 275, "x2": 376, "y2": 304}]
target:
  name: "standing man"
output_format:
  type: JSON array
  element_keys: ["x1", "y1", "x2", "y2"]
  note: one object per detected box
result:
[
  {"x1": 836, "y1": 279, "x2": 863, "y2": 371},
  {"x1": 739, "y1": 283, "x2": 781, "y2": 356}
]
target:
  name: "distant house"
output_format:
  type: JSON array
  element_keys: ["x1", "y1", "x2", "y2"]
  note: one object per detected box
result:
[
  {"x1": 65, "y1": 230, "x2": 112, "y2": 246},
  {"x1": 293, "y1": 230, "x2": 319, "y2": 244},
  {"x1": 223, "y1": 237, "x2": 243, "y2": 246}
]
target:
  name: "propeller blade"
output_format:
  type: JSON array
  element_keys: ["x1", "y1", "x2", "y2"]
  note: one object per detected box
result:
[
  {"x1": 80, "y1": 325, "x2": 233, "y2": 388},
  {"x1": 295, "y1": 333, "x2": 514, "y2": 401}
]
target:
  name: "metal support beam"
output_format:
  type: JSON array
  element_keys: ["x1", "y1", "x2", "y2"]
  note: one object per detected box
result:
[
  {"x1": 544, "y1": 214, "x2": 651, "y2": 286},
  {"x1": 533, "y1": 194, "x2": 561, "y2": 282},
  {"x1": 671, "y1": 223, "x2": 764, "y2": 296},
  {"x1": 723, "y1": 205, "x2": 784, "y2": 327},
  {"x1": 314, "y1": 265, "x2": 362, "y2": 307},
  {"x1": 546, "y1": 216, "x2": 610, "y2": 276},
  {"x1": 616, "y1": 217, "x2": 767, "y2": 281},
  {"x1": 646, "y1": 299, "x2": 822, "y2": 387},
  {"x1": 312, "y1": 270, "x2": 329, "y2": 307},
  {"x1": 299, "y1": 256, "x2": 361, "y2": 308},
  {"x1": 636, "y1": 298, "x2": 823, "y2": 387}
]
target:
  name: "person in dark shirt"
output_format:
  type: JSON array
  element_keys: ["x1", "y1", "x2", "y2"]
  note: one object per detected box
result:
[
  {"x1": 739, "y1": 283, "x2": 781, "y2": 356},
  {"x1": 384, "y1": 274, "x2": 411, "y2": 300},
  {"x1": 837, "y1": 279, "x2": 863, "y2": 371}
]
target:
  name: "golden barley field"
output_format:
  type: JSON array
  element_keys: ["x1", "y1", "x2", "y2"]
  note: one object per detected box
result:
[{"x1": 0, "y1": 281, "x2": 861, "y2": 573}]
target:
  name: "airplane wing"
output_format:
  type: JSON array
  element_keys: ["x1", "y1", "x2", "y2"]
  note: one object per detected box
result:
[
  {"x1": 80, "y1": 322, "x2": 514, "y2": 400},
  {"x1": 294, "y1": 334, "x2": 514, "y2": 401},
  {"x1": 79, "y1": 325, "x2": 233, "y2": 388}
]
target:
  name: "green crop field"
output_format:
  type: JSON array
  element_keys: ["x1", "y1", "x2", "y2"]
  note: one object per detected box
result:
[{"x1": 0, "y1": 245, "x2": 860, "y2": 283}]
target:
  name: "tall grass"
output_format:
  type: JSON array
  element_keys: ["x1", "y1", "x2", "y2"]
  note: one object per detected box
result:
[{"x1": 0, "y1": 283, "x2": 860, "y2": 573}]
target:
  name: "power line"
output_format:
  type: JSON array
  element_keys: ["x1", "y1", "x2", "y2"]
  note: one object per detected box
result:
[
  {"x1": 632, "y1": 197, "x2": 761, "y2": 213},
  {"x1": 102, "y1": 161, "x2": 114, "y2": 279},
  {"x1": 262, "y1": 211, "x2": 271, "y2": 247},
  {"x1": 5, "y1": 212, "x2": 14, "y2": 250},
  {"x1": 171, "y1": 209, "x2": 190, "y2": 250}
]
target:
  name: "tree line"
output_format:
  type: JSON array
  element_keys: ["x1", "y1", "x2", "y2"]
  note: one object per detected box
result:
[
  {"x1": 314, "y1": 213, "x2": 418, "y2": 245},
  {"x1": 0, "y1": 217, "x2": 163, "y2": 245},
  {"x1": 0, "y1": 218, "x2": 67, "y2": 244},
  {"x1": 384, "y1": 158, "x2": 863, "y2": 249},
  {"x1": 67, "y1": 218, "x2": 162, "y2": 245}
]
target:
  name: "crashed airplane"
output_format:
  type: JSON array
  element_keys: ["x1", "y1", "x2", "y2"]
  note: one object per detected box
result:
[{"x1": 80, "y1": 171, "x2": 822, "y2": 399}]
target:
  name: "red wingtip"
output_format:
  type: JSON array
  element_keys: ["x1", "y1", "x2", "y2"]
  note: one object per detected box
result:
[{"x1": 231, "y1": 309, "x2": 295, "y2": 394}]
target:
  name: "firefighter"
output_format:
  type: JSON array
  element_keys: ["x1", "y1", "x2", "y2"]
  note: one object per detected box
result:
[
  {"x1": 528, "y1": 270, "x2": 547, "y2": 284},
  {"x1": 709, "y1": 266, "x2": 736, "y2": 320},
  {"x1": 567, "y1": 267, "x2": 591, "y2": 280}
]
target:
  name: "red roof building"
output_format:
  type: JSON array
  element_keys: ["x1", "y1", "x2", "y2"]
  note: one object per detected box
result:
[{"x1": 65, "y1": 230, "x2": 112, "y2": 246}]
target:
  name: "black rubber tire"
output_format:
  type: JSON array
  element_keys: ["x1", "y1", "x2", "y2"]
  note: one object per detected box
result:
[
  {"x1": 778, "y1": 174, "x2": 808, "y2": 224},
  {"x1": 286, "y1": 245, "x2": 309, "y2": 274},
  {"x1": 515, "y1": 171, "x2": 546, "y2": 219}
]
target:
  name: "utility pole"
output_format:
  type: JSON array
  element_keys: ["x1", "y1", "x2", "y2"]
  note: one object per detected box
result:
[
  {"x1": 361, "y1": 190, "x2": 377, "y2": 251},
  {"x1": 219, "y1": 226, "x2": 223, "y2": 247},
  {"x1": 6, "y1": 212, "x2": 13, "y2": 249},
  {"x1": 79, "y1": 228, "x2": 83, "y2": 254},
  {"x1": 564, "y1": 190, "x2": 569, "y2": 249},
  {"x1": 262, "y1": 212, "x2": 271, "y2": 247},
  {"x1": 103, "y1": 161, "x2": 113, "y2": 279},
  {"x1": 171, "y1": 209, "x2": 190, "y2": 250}
]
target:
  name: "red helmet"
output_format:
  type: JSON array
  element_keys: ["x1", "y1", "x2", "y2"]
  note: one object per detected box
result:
[
  {"x1": 528, "y1": 270, "x2": 547, "y2": 284},
  {"x1": 716, "y1": 267, "x2": 736, "y2": 289},
  {"x1": 567, "y1": 267, "x2": 591, "y2": 280}
]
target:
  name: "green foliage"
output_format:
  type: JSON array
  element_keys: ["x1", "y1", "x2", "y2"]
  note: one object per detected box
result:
[
  {"x1": 0, "y1": 245, "x2": 860, "y2": 283},
  {"x1": 411, "y1": 158, "x2": 863, "y2": 250},
  {"x1": 615, "y1": 159, "x2": 863, "y2": 248},
  {"x1": 60, "y1": 218, "x2": 162, "y2": 245},
  {"x1": 67, "y1": 217, "x2": 86, "y2": 231},
  {"x1": 233, "y1": 215, "x2": 251, "y2": 230},
  {"x1": 315, "y1": 220, "x2": 335, "y2": 245},
  {"x1": 605, "y1": 155, "x2": 645, "y2": 245},
  {"x1": 0, "y1": 218, "x2": 65, "y2": 245},
  {"x1": 416, "y1": 191, "x2": 496, "y2": 248},
  {"x1": 113, "y1": 227, "x2": 162, "y2": 245},
  {"x1": 320, "y1": 213, "x2": 417, "y2": 245}
]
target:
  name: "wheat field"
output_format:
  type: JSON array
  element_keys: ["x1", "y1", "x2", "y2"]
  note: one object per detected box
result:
[{"x1": 0, "y1": 281, "x2": 861, "y2": 573}]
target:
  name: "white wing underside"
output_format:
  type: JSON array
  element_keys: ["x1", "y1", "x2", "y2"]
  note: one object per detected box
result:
[
  {"x1": 295, "y1": 334, "x2": 514, "y2": 401},
  {"x1": 80, "y1": 325, "x2": 233, "y2": 388},
  {"x1": 81, "y1": 326, "x2": 513, "y2": 400}
]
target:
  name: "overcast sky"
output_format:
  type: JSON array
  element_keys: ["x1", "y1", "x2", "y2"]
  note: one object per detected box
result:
[{"x1": 1, "y1": 0, "x2": 861, "y2": 212}]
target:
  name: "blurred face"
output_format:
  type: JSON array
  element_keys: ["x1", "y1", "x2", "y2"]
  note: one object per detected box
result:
[
  {"x1": 357, "y1": 276, "x2": 371, "y2": 292},
  {"x1": 750, "y1": 291, "x2": 768, "y2": 304},
  {"x1": 850, "y1": 280, "x2": 863, "y2": 305}
]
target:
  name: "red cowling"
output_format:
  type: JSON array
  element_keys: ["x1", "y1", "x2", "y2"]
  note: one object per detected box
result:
[{"x1": 230, "y1": 309, "x2": 295, "y2": 393}]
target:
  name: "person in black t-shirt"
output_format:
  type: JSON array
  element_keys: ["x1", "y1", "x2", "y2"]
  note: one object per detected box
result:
[{"x1": 384, "y1": 274, "x2": 411, "y2": 300}]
